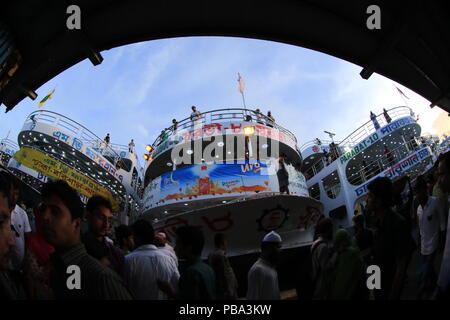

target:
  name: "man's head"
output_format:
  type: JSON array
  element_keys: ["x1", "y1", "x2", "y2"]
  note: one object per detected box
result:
[
  {"x1": 86, "y1": 195, "x2": 113, "y2": 238},
  {"x1": 175, "y1": 226, "x2": 204, "y2": 260},
  {"x1": 214, "y1": 233, "x2": 227, "y2": 250},
  {"x1": 367, "y1": 177, "x2": 393, "y2": 213},
  {"x1": 0, "y1": 172, "x2": 15, "y2": 269},
  {"x1": 352, "y1": 214, "x2": 365, "y2": 230},
  {"x1": 172, "y1": 119, "x2": 177, "y2": 124},
  {"x1": 315, "y1": 217, "x2": 333, "y2": 240},
  {"x1": 413, "y1": 175, "x2": 428, "y2": 204},
  {"x1": 40, "y1": 180, "x2": 84, "y2": 250},
  {"x1": 9, "y1": 175, "x2": 21, "y2": 210},
  {"x1": 437, "y1": 152, "x2": 450, "y2": 193},
  {"x1": 131, "y1": 219, "x2": 154, "y2": 247},
  {"x1": 261, "y1": 231, "x2": 282, "y2": 265},
  {"x1": 154, "y1": 232, "x2": 167, "y2": 247},
  {"x1": 115, "y1": 224, "x2": 134, "y2": 251},
  {"x1": 191, "y1": 106, "x2": 196, "y2": 111}
]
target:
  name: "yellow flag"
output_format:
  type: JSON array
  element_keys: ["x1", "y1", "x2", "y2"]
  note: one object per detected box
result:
[{"x1": 38, "y1": 88, "x2": 55, "y2": 108}]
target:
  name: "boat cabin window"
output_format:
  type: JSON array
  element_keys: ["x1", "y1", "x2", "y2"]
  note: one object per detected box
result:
[
  {"x1": 322, "y1": 170, "x2": 341, "y2": 199},
  {"x1": 116, "y1": 158, "x2": 132, "y2": 172},
  {"x1": 308, "y1": 183, "x2": 320, "y2": 200}
]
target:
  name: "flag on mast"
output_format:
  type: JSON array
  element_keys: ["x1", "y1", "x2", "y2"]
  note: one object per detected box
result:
[
  {"x1": 395, "y1": 86, "x2": 409, "y2": 99},
  {"x1": 38, "y1": 88, "x2": 55, "y2": 108},
  {"x1": 237, "y1": 73, "x2": 245, "y2": 94}
]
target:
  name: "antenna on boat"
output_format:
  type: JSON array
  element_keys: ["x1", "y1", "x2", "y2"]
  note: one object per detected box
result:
[{"x1": 324, "y1": 130, "x2": 336, "y2": 142}]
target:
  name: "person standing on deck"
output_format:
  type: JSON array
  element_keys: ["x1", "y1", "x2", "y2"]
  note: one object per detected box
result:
[
  {"x1": 370, "y1": 111, "x2": 380, "y2": 130},
  {"x1": 383, "y1": 108, "x2": 392, "y2": 123}
]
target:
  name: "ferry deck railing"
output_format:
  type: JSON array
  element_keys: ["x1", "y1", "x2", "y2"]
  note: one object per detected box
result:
[
  {"x1": 348, "y1": 138, "x2": 430, "y2": 185},
  {"x1": 0, "y1": 138, "x2": 19, "y2": 151},
  {"x1": 338, "y1": 106, "x2": 414, "y2": 151},
  {"x1": 299, "y1": 139, "x2": 341, "y2": 153},
  {"x1": 25, "y1": 110, "x2": 127, "y2": 168},
  {"x1": 303, "y1": 137, "x2": 425, "y2": 182},
  {"x1": 150, "y1": 108, "x2": 298, "y2": 149}
]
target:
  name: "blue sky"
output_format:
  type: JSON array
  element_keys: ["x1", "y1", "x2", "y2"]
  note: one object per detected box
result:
[{"x1": 0, "y1": 36, "x2": 446, "y2": 164}]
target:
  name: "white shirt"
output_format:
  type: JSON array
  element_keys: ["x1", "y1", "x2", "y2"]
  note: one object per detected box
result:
[
  {"x1": 10, "y1": 205, "x2": 31, "y2": 269},
  {"x1": 438, "y1": 197, "x2": 450, "y2": 291},
  {"x1": 158, "y1": 245, "x2": 178, "y2": 268},
  {"x1": 417, "y1": 197, "x2": 446, "y2": 255},
  {"x1": 246, "y1": 258, "x2": 280, "y2": 300},
  {"x1": 124, "y1": 244, "x2": 179, "y2": 300}
]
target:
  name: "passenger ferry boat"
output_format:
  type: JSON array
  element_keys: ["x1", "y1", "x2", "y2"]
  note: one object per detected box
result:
[
  {"x1": 300, "y1": 106, "x2": 436, "y2": 229},
  {"x1": 9, "y1": 110, "x2": 144, "y2": 224},
  {"x1": 0, "y1": 138, "x2": 17, "y2": 166},
  {"x1": 141, "y1": 108, "x2": 323, "y2": 258}
]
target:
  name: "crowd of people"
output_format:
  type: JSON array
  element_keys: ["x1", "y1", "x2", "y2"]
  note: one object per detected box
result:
[
  {"x1": 0, "y1": 150, "x2": 449, "y2": 300},
  {"x1": 300, "y1": 152, "x2": 450, "y2": 300}
]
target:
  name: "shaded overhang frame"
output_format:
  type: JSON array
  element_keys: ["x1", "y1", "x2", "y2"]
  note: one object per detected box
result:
[{"x1": 1, "y1": 0, "x2": 449, "y2": 113}]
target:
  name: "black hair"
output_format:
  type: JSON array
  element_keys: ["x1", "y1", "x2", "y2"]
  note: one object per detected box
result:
[
  {"x1": 214, "y1": 233, "x2": 226, "y2": 247},
  {"x1": 86, "y1": 195, "x2": 112, "y2": 214},
  {"x1": 131, "y1": 219, "x2": 154, "y2": 245},
  {"x1": 439, "y1": 151, "x2": 450, "y2": 170},
  {"x1": 367, "y1": 177, "x2": 394, "y2": 206},
  {"x1": 413, "y1": 175, "x2": 428, "y2": 191},
  {"x1": 261, "y1": 241, "x2": 280, "y2": 252},
  {"x1": 352, "y1": 214, "x2": 365, "y2": 227},
  {"x1": 115, "y1": 224, "x2": 133, "y2": 246},
  {"x1": 315, "y1": 217, "x2": 333, "y2": 237},
  {"x1": 0, "y1": 170, "x2": 12, "y2": 208},
  {"x1": 41, "y1": 180, "x2": 84, "y2": 220},
  {"x1": 176, "y1": 225, "x2": 204, "y2": 256}
]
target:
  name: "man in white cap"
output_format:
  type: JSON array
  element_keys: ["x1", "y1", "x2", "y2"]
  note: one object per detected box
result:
[{"x1": 246, "y1": 231, "x2": 282, "y2": 300}]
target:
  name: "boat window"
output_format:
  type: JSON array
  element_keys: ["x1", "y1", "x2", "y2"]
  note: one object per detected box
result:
[
  {"x1": 322, "y1": 170, "x2": 341, "y2": 199},
  {"x1": 117, "y1": 158, "x2": 132, "y2": 172},
  {"x1": 308, "y1": 183, "x2": 320, "y2": 200}
]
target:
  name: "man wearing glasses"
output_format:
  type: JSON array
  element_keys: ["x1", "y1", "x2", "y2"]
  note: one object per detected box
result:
[{"x1": 82, "y1": 195, "x2": 125, "y2": 278}]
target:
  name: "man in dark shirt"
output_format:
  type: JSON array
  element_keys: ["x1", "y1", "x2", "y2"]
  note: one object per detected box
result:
[
  {"x1": 159, "y1": 226, "x2": 216, "y2": 300},
  {"x1": 40, "y1": 180, "x2": 132, "y2": 300},
  {"x1": 367, "y1": 177, "x2": 413, "y2": 300},
  {"x1": 352, "y1": 214, "x2": 374, "y2": 264},
  {"x1": 177, "y1": 226, "x2": 215, "y2": 300},
  {"x1": 82, "y1": 195, "x2": 125, "y2": 277},
  {"x1": 208, "y1": 233, "x2": 238, "y2": 300}
]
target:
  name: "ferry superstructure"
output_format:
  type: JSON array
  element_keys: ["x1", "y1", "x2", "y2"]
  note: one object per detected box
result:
[
  {"x1": 300, "y1": 106, "x2": 435, "y2": 229},
  {"x1": 12, "y1": 110, "x2": 144, "y2": 223},
  {"x1": 141, "y1": 108, "x2": 323, "y2": 257}
]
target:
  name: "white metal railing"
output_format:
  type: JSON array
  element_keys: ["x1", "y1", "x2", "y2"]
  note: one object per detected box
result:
[
  {"x1": 150, "y1": 108, "x2": 298, "y2": 148},
  {"x1": 338, "y1": 106, "x2": 414, "y2": 151},
  {"x1": 0, "y1": 138, "x2": 18, "y2": 151},
  {"x1": 299, "y1": 139, "x2": 341, "y2": 153},
  {"x1": 347, "y1": 137, "x2": 425, "y2": 185},
  {"x1": 25, "y1": 110, "x2": 128, "y2": 167}
]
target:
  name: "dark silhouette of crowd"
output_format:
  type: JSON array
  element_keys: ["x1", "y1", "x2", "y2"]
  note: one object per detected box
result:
[{"x1": 0, "y1": 150, "x2": 449, "y2": 300}]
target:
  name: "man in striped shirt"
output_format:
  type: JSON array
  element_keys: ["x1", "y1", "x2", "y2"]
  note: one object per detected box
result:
[{"x1": 40, "y1": 180, "x2": 132, "y2": 300}]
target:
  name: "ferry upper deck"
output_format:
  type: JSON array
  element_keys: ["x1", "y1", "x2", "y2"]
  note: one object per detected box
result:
[
  {"x1": 299, "y1": 106, "x2": 434, "y2": 227},
  {"x1": 142, "y1": 108, "x2": 310, "y2": 219},
  {"x1": 16, "y1": 110, "x2": 144, "y2": 221},
  {"x1": 143, "y1": 108, "x2": 302, "y2": 185}
]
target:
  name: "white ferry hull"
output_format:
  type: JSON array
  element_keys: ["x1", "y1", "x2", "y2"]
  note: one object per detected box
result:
[{"x1": 151, "y1": 193, "x2": 323, "y2": 258}]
